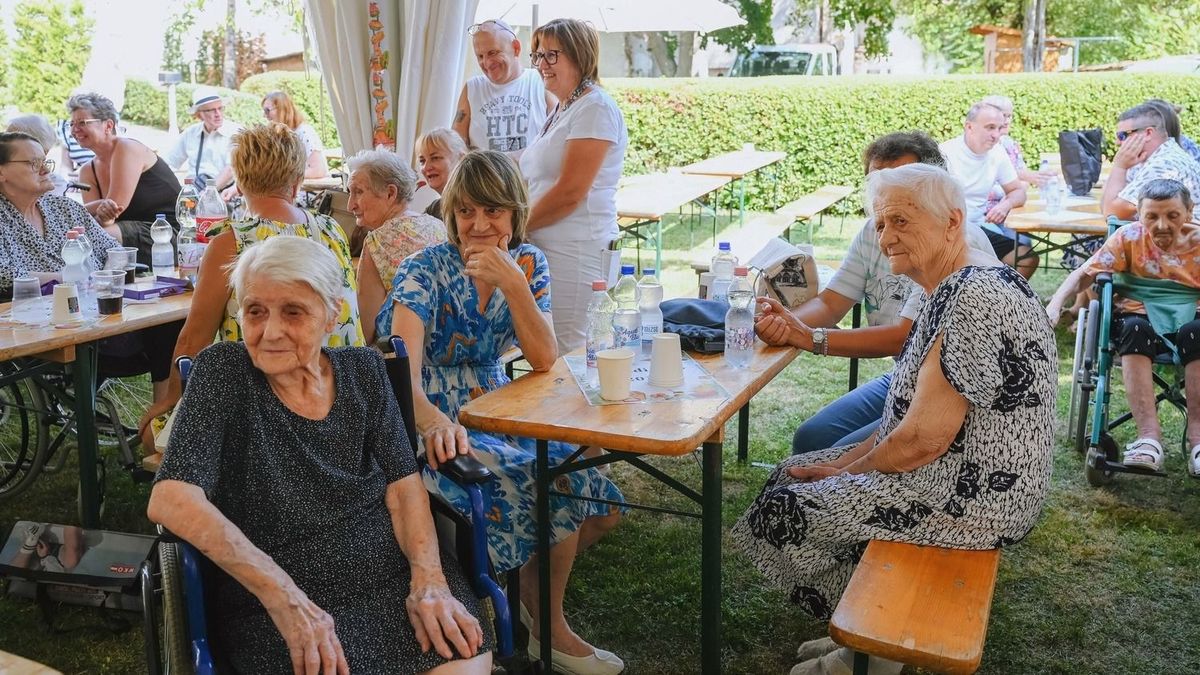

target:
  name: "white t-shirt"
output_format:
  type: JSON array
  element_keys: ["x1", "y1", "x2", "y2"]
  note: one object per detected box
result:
[
  {"x1": 828, "y1": 217, "x2": 996, "y2": 326},
  {"x1": 163, "y1": 121, "x2": 242, "y2": 182},
  {"x1": 940, "y1": 135, "x2": 1017, "y2": 229},
  {"x1": 466, "y1": 69, "x2": 549, "y2": 153},
  {"x1": 294, "y1": 123, "x2": 325, "y2": 157},
  {"x1": 519, "y1": 88, "x2": 627, "y2": 243}
]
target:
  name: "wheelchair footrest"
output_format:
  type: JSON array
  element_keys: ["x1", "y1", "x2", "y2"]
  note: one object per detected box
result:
[{"x1": 1094, "y1": 458, "x2": 1167, "y2": 479}]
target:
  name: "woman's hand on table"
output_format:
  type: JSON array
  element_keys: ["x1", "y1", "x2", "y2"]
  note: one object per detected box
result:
[
  {"x1": 406, "y1": 579, "x2": 484, "y2": 659},
  {"x1": 422, "y1": 420, "x2": 471, "y2": 470},
  {"x1": 462, "y1": 235, "x2": 524, "y2": 292},
  {"x1": 261, "y1": 584, "x2": 349, "y2": 675},
  {"x1": 786, "y1": 463, "x2": 843, "y2": 482},
  {"x1": 754, "y1": 296, "x2": 812, "y2": 350}
]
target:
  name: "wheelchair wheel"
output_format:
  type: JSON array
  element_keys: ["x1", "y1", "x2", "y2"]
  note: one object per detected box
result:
[
  {"x1": 159, "y1": 542, "x2": 195, "y2": 675},
  {"x1": 1069, "y1": 305, "x2": 1091, "y2": 455},
  {"x1": 1085, "y1": 433, "x2": 1118, "y2": 487},
  {"x1": 0, "y1": 365, "x2": 50, "y2": 500}
]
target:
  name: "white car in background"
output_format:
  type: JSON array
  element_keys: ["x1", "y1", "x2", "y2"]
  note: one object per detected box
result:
[{"x1": 1124, "y1": 55, "x2": 1200, "y2": 74}]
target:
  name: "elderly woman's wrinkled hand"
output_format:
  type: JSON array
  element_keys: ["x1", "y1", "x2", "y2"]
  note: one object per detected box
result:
[
  {"x1": 463, "y1": 235, "x2": 523, "y2": 291},
  {"x1": 406, "y1": 581, "x2": 484, "y2": 659},
  {"x1": 262, "y1": 587, "x2": 349, "y2": 675},
  {"x1": 423, "y1": 421, "x2": 471, "y2": 470},
  {"x1": 754, "y1": 296, "x2": 812, "y2": 350},
  {"x1": 785, "y1": 463, "x2": 842, "y2": 482}
]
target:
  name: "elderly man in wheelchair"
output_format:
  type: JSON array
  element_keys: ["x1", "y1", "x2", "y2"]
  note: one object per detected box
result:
[
  {"x1": 1047, "y1": 178, "x2": 1200, "y2": 477},
  {"x1": 145, "y1": 237, "x2": 502, "y2": 674}
]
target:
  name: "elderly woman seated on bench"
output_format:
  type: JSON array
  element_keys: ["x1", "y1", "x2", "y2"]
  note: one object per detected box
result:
[
  {"x1": 1047, "y1": 178, "x2": 1200, "y2": 477},
  {"x1": 732, "y1": 164, "x2": 1057, "y2": 675},
  {"x1": 147, "y1": 236, "x2": 491, "y2": 674}
]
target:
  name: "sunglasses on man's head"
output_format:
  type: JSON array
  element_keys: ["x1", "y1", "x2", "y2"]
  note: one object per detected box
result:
[{"x1": 469, "y1": 20, "x2": 516, "y2": 38}]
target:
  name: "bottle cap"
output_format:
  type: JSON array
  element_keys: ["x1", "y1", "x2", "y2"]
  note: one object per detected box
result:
[
  {"x1": 591, "y1": 280, "x2": 607, "y2": 291},
  {"x1": 156, "y1": 213, "x2": 165, "y2": 219},
  {"x1": 184, "y1": 177, "x2": 194, "y2": 185},
  {"x1": 734, "y1": 266, "x2": 749, "y2": 276},
  {"x1": 718, "y1": 242, "x2": 731, "y2": 251},
  {"x1": 642, "y1": 268, "x2": 655, "y2": 276},
  {"x1": 620, "y1": 264, "x2": 635, "y2": 275},
  {"x1": 66, "y1": 231, "x2": 78, "y2": 239}
]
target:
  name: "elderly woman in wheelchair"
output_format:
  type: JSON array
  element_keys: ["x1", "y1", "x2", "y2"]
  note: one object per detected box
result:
[
  {"x1": 147, "y1": 236, "x2": 491, "y2": 674},
  {"x1": 1047, "y1": 178, "x2": 1200, "y2": 477}
]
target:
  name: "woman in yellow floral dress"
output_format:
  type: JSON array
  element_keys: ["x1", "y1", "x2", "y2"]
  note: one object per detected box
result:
[{"x1": 138, "y1": 123, "x2": 363, "y2": 450}]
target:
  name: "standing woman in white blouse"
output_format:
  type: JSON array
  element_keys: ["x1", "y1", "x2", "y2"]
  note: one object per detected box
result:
[{"x1": 519, "y1": 18, "x2": 628, "y2": 354}]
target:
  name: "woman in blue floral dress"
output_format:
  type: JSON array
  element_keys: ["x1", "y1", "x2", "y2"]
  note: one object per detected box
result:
[{"x1": 387, "y1": 151, "x2": 626, "y2": 674}]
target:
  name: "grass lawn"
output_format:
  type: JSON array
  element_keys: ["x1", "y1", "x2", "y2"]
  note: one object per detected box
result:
[{"x1": 2, "y1": 208, "x2": 1199, "y2": 674}]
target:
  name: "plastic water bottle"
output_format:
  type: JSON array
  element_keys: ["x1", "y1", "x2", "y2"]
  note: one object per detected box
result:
[
  {"x1": 177, "y1": 220, "x2": 203, "y2": 284},
  {"x1": 72, "y1": 226, "x2": 93, "y2": 273},
  {"x1": 176, "y1": 178, "x2": 198, "y2": 232},
  {"x1": 710, "y1": 242, "x2": 737, "y2": 304},
  {"x1": 61, "y1": 231, "x2": 92, "y2": 317},
  {"x1": 1040, "y1": 159, "x2": 1063, "y2": 215},
  {"x1": 637, "y1": 267, "x2": 663, "y2": 356},
  {"x1": 150, "y1": 214, "x2": 175, "y2": 277},
  {"x1": 194, "y1": 183, "x2": 226, "y2": 242},
  {"x1": 610, "y1": 265, "x2": 641, "y2": 349},
  {"x1": 725, "y1": 266, "x2": 755, "y2": 368},
  {"x1": 585, "y1": 280, "x2": 616, "y2": 368}
]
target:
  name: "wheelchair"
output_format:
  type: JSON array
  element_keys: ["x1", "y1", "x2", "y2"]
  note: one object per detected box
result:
[
  {"x1": 140, "y1": 336, "x2": 520, "y2": 674},
  {"x1": 1067, "y1": 219, "x2": 1196, "y2": 486},
  {"x1": 0, "y1": 356, "x2": 155, "y2": 507}
]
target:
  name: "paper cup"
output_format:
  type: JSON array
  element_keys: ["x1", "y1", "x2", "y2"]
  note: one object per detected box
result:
[
  {"x1": 649, "y1": 333, "x2": 684, "y2": 388},
  {"x1": 51, "y1": 284, "x2": 82, "y2": 325},
  {"x1": 596, "y1": 347, "x2": 635, "y2": 400}
]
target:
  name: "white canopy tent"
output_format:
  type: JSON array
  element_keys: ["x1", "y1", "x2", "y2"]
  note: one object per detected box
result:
[
  {"x1": 304, "y1": 0, "x2": 480, "y2": 161},
  {"x1": 474, "y1": 0, "x2": 746, "y2": 32}
]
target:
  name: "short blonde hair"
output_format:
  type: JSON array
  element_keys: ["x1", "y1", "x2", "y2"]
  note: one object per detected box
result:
[
  {"x1": 263, "y1": 91, "x2": 305, "y2": 130},
  {"x1": 6, "y1": 115, "x2": 56, "y2": 153},
  {"x1": 441, "y1": 150, "x2": 528, "y2": 250},
  {"x1": 416, "y1": 127, "x2": 467, "y2": 163},
  {"x1": 229, "y1": 235, "x2": 343, "y2": 320},
  {"x1": 532, "y1": 18, "x2": 601, "y2": 84},
  {"x1": 231, "y1": 123, "x2": 305, "y2": 197}
]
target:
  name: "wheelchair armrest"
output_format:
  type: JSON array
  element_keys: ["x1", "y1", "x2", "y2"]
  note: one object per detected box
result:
[
  {"x1": 438, "y1": 454, "x2": 493, "y2": 485},
  {"x1": 1093, "y1": 272, "x2": 1113, "y2": 288}
]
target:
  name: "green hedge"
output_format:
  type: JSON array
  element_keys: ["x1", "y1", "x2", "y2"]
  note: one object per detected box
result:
[
  {"x1": 607, "y1": 72, "x2": 1200, "y2": 212},
  {"x1": 122, "y1": 79, "x2": 262, "y2": 132}
]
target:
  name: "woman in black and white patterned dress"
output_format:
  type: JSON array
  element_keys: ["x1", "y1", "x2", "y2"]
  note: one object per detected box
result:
[{"x1": 736, "y1": 164, "x2": 1057, "y2": 675}]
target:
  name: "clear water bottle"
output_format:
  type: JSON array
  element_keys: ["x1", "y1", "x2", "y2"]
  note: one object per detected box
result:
[
  {"x1": 194, "y1": 183, "x2": 226, "y2": 242},
  {"x1": 710, "y1": 241, "x2": 737, "y2": 304},
  {"x1": 725, "y1": 266, "x2": 755, "y2": 368},
  {"x1": 61, "y1": 231, "x2": 93, "y2": 317},
  {"x1": 1039, "y1": 159, "x2": 1063, "y2": 215},
  {"x1": 637, "y1": 267, "x2": 663, "y2": 356},
  {"x1": 177, "y1": 220, "x2": 203, "y2": 284},
  {"x1": 610, "y1": 264, "x2": 641, "y2": 349},
  {"x1": 72, "y1": 225, "x2": 94, "y2": 273},
  {"x1": 150, "y1": 214, "x2": 175, "y2": 277},
  {"x1": 585, "y1": 279, "x2": 616, "y2": 368},
  {"x1": 176, "y1": 178, "x2": 198, "y2": 232}
]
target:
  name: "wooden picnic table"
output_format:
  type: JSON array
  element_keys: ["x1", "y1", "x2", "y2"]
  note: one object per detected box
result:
[
  {"x1": 616, "y1": 172, "x2": 731, "y2": 273},
  {"x1": 459, "y1": 341, "x2": 800, "y2": 674},
  {"x1": 0, "y1": 650, "x2": 62, "y2": 674},
  {"x1": 680, "y1": 150, "x2": 789, "y2": 226},
  {"x1": 0, "y1": 292, "x2": 192, "y2": 527}
]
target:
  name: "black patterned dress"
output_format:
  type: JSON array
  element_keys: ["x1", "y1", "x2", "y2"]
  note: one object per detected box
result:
[{"x1": 731, "y1": 266, "x2": 1057, "y2": 619}]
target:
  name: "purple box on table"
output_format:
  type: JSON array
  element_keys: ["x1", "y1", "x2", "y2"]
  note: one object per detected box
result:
[{"x1": 123, "y1": 276, "x2": 189, "y2": 301}]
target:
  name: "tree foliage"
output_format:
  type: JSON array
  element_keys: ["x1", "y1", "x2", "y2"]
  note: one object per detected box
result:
[
  {"x1": 162, "y1": 0, "x2": 205, "y2": 77},
  {"x1": 829, "y1": 0, "x2": 896, "y2": 59},
  {"x1": 10, "y1": 0, "x2": 93, "y2": 117},
  {"x1": 705, "y1": 0, "x2": 774, "y2": 54}
]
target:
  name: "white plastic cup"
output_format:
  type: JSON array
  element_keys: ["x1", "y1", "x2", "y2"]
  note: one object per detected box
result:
[
  {"x1": 596, "y1": 347, "x2": 635, "y2": 400},
  {"x1": 649, "y1": 333, "x2": 684, "y2": 388},
  {"x1": 51, "y1": 283, "x2": 82, "y2": 325}
]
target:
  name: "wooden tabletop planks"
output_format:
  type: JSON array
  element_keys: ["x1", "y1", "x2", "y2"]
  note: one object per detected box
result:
[{"x1": 0, "y1": 293, "x2": 192, "y2": 362}]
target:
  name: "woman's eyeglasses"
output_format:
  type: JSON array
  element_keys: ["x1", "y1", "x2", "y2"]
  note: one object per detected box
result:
[
  {"x1": 531, "y1": 49, "x2": 561, "y2": 66},
  {"x1": 3, "y1": 158, "x2": 55, "y2": 173},
  {"x1": 68, "y1": 119, "x2": 102, "y2": 130}
]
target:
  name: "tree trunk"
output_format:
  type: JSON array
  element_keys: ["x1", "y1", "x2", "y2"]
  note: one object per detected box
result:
[
  {"x1": 1022, "y1": 0, "x2": 1047, "y2": 73},
  {"x1": 645, "y1": 32, "x2": 677, "y2": 77},
  {"x1": 624, "y1": 33, "x2": 636, "y2": 76},
  {"x1": 677, "y1": 31, "x2": 695, "y2": 77},
  {"x1": 222, "y1": 0, "x2": 237, "y2": 88}
]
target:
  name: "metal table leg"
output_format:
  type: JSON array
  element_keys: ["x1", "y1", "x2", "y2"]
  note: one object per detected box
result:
[
  {"x1": 536, "y1": 439, "x2": 552, "y2": 671},
  {"x1": 737, "y1": 403, "x2": 750, "y2": 463},
  {"x1": 701, "y1": 440, "x2": 723, "y2": 674},
  {"x1": 74, "y1": 342, "x2": 101, "y2": 528}
]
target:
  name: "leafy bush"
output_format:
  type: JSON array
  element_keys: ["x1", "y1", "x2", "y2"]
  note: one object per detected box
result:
[
  {"x1": 122, "y1": 79, "x2": 261, "y2": 130},
  {"x1": 239, "y1": 72, "x2": 339, "y2": 148},
  {"x1": 607, "y1": 72, "x2": 1200, "y2": 211},
  {"x1": 10, "y1": 0, "x2": 92, "y2": 117}
]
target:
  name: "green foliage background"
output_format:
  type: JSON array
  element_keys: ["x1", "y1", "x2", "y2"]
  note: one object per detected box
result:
[{"x1": 10, "y1": 0, "x2": 93, "y2": 117}]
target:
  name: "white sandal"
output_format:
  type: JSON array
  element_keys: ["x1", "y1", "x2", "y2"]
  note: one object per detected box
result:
[
  {"x1": 1188, "y1": 444, "x2": 1200, "y2": 478},
  {"x1": 1123, "y1": 437, "x2": 1164, "y2": 472}
]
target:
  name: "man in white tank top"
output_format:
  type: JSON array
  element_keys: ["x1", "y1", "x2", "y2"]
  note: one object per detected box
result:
[{"x1": 453, "y1": 19, "x2": 554, "y2": 154}]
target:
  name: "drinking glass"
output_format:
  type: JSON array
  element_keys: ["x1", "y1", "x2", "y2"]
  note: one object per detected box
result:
[
  {"x1": 91, "y1": 270, "x2": 125, "y2": 315},
  {"x1": 11, "y1": 276, "x2": 45, "y2": 324}
]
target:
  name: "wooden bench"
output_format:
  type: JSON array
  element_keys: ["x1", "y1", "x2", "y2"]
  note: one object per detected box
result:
[
  {"x1": 776, "y1": 185, "x2": 856, "y2": 242},
  {"x1": 829, "y1": 540, "x2": 1001, "y2": 675}
]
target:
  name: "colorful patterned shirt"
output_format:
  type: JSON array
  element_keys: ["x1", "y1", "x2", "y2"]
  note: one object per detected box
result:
[{"x1": 1085, "y1": 221, "x2": 1200, "y2": 314}]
